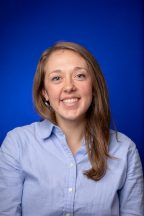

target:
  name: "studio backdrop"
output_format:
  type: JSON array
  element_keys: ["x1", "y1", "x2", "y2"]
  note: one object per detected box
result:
[{"x1": 0, "y1": 0, "x2": 143, "y2": 168}]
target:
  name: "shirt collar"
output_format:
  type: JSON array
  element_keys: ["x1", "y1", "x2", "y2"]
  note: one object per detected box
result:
[
  {"x1": 37, "y1": 119, "x2": 87, "y2": 157},
  {"x1": 37, "y1": 119, "x2": 56, "y2": 139}
]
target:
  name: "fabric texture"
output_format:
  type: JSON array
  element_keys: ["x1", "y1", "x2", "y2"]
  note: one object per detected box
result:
[{"x1": 0, "y1": 120, "x2": 143, "y2": 216}]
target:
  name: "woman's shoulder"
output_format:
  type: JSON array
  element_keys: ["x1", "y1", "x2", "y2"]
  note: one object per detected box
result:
[
  {"x1": 6, "y1": 121, "x2": 41, "y2": 138},
  {"x1": 2, "y1": 120, "x2": 53, "y2": 145},
  {"x1": 1, "y1": 120, "x2": 54, "y2": 155},
  {"x1": 108, "y1": 130, "x2": 143, "y2": 180},
  {"x1": 109, "y1": 129, "x2": 137, "y2": 157}
]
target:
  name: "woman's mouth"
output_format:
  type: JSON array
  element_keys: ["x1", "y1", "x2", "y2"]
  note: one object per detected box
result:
[
  {"x1": 61, "y1": 97, "x2": 80, "y2": 106},
  {"x1": 63, "y1": 98, "x2": 78, "y2": 103}
]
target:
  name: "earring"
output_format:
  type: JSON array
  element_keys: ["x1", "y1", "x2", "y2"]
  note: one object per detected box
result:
[
  {"x1": 44, "y1": 100, "x2": 53, "y2": 111},
  {"x1": 44, "y1": 100, "x2": 49, "y2": 107}
]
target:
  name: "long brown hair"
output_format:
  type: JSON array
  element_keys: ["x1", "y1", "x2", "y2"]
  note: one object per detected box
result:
[{"x1": 33, "y1": 41, "x2": 111, "y2": 181}]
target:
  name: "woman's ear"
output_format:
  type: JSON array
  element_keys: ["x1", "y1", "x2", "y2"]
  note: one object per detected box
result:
[{"x1": 42, "y1": 89, "x2": 49, "y2": 101}]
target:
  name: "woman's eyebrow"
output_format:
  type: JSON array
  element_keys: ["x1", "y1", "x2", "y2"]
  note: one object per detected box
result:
[
  {"x1": 74, "y1": 66, "x2": 87, "y2": 71},
  {"x1": 48, "y1": 67, "x2": 87, "y2": 75},
  {"x1": 49, "y1": 70, "x2": 62, "y2": 75}
]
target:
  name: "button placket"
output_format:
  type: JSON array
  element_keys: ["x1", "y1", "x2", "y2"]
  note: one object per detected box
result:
[{"x1": 65, "y1": 159, "x2": 76, "y2": 215}]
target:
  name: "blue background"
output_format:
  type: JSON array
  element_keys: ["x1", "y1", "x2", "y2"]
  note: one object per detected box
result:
[{"x1": 0, "y1": 0, "x2": 143, "y2": 168}]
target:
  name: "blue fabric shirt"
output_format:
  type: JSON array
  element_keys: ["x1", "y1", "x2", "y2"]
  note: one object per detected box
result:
[{"x1": 0, "y1": 120, "x2": 143, "y2": 216}]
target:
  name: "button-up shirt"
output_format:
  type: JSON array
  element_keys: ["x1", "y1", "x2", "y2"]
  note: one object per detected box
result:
[{"x1": 0, "y1": 120, "x2": 143, "y2": 215}]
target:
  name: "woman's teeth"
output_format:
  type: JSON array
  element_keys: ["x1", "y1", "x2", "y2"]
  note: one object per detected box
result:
[{"x1": 63, "y1": 98, "x2": 78, "y2": 104}]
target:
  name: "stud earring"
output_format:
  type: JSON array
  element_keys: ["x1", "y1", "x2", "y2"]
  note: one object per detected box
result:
[
  {"x1": 44, "y1": 100, "x2": 49, "y2": 107},
  {"x1": 44, "y1": 100, "x2": 53, "y2": 111}
]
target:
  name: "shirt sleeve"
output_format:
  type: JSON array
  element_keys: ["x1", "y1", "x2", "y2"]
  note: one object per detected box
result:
[
  {"x1": 0, "y1": 131, "x2": 24, "y2": 216},
  {"x1": 119, "y1": 141, "x2": 144, "y2": 216}
]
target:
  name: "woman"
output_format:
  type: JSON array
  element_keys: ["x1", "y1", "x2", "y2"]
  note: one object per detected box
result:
[{"x1": 0, "y1": 42, "x2": 143, "y2": 215}]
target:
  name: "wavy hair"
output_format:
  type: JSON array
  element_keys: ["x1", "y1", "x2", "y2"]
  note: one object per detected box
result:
[{"x1": 33, "y1": 41, "x2": 111, "y2": 181}]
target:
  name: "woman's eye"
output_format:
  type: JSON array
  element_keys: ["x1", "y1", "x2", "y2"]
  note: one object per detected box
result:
[
  {"x1": 51, "y1": 76, "x2": 61, "y2": 81},
  {"x1": 76, "y1": 73, "x2": 86, "y2": 80}
]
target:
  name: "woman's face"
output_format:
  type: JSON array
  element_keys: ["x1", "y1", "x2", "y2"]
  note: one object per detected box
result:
[{"x1": 43, "y1": 50, "x2": 92, "y2": 124}]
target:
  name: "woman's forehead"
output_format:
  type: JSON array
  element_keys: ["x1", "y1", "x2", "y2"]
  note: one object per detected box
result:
[{"x1": 44, "y1": 49, "x2": 88, "y2": 72}]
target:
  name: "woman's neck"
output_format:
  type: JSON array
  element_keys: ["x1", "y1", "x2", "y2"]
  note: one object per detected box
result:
[{"x1": 57, "y1": 118, "x2": 86, "y2": 154}]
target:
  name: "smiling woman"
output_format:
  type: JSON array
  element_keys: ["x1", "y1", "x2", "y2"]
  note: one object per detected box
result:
[
  {"x1": 42, "y1": 50, "x2": 92, "y2": 125},
  {"x1": 0, "y1": 42, "x2": 143, "y2": 216}
]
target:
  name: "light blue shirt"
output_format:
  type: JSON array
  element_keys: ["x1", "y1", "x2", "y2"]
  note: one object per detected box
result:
[{"x1": 0, "y1": 120, "x2": 143, "y2": 216}]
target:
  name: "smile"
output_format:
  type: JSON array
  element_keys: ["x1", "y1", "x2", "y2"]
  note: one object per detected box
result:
[{"x1": 62, "y1": 98, "x2": 79, "y2": 104}]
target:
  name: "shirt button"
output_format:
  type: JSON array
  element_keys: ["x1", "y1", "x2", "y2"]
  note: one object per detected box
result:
[
  {"x1": 66, "y1": 213, "x2": 71, "y2": 216},
  {"x1": 68, "y1": 187, "x2": 73, "y2": 192},
  {"x1": 70, "y1": 162, "x2": 74, "y2": 167}
]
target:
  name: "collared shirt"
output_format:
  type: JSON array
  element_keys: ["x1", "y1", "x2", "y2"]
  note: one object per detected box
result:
[{"x1": 0, "y1": 120, "x2": 143, "y2": 216}]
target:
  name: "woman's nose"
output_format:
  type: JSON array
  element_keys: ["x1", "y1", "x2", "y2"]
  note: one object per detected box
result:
[{"x1": 63, "y1": 78, "x2": 76, "y2": 93}]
